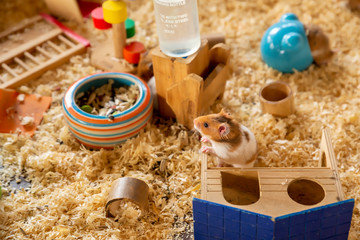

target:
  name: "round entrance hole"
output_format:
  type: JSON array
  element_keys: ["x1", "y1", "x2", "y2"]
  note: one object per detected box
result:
[{"x1": 287, "y1": 178, "x2": 325, "y2": 205}]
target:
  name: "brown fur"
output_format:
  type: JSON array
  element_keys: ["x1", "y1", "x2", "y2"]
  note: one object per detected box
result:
[
  {"x1": 305, "y1": 24, "x2": 335, "y2": 65},
  {"x1": 194, "y1": 109, "x2": 244, "y2": 151}
]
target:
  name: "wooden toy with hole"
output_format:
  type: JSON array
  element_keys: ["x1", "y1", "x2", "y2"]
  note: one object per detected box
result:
[
  {"x1": 151, "y1": 37, "x2": 231, "y2": 129},
  {"x1": 259, "y1": 81, "x2": 295, "y2": 117},
  {"x1": 0, "y1": 13, "x2": 90, "y2": 89},
  {"x1": 90, "y1": 0, "x2": 145, "y2": 72},
  {"x1": 193, "y1": 128, "x2": 355, "y2": 239}
]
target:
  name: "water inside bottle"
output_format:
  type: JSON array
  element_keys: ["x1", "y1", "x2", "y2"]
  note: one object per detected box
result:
[{"x1": 154, "y1": 0, "x2": 201, "y2": 58}]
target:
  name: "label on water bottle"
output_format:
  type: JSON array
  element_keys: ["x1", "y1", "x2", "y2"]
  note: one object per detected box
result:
[
  {"x1": 159, "y1": 12, "x2": 189, "y2": 34},
  {"x1": 154, "y1": 0, "x2": 186, "y2": 7}
]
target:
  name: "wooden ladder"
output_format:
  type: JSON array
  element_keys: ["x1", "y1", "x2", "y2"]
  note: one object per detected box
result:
[{"x1": 0, "y1": 14, "x2": 90, "y2": 89}]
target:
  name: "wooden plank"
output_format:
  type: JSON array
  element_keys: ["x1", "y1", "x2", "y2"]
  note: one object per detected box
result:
[
  {"x1": 206, "y1": 176, "x2": 337, "y2": 188},
  {"x1": 0, "y1": 16, "x2": 42, "y2": 39},
  {"x1": 260, "y1": 178, "x2": 336, "y2": 185},
  {"x1": 205, "y1": 191, "x2": 340, "y2": 217},
  {"x1": 261, "y1": 184, "x2": 337, "y2": 192},
  {"x1": 207, "y1": 183, "x2": 337, "y2": 192},
  {"x1": 0, "y1": 44, "x2": 85, "y2": 89},
  {"x1": 206, "y1": 169, "x2": 334, "y2": 179},
  {"x1": 201, "y1": 153, "x2": 208, "y2": 199},
  {"x1": 320, "y1": 128, "x2": 344, "y2": 200},
  {"x1": 0, "y1": 28, "x2": 62, "y2": 64},
  {"x1": 151, "y1": 39, "x2": 210, "y2": 118}
]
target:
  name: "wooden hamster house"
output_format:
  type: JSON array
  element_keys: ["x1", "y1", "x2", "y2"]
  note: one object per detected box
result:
[{"x1": 193, "y1": 129, "x2": 354, "y2": 239}]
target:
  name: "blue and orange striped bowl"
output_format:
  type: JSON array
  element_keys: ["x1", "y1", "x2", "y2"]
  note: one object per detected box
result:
[{"x1": 62, "y1": 72, "x2": 153, "y2": 149}]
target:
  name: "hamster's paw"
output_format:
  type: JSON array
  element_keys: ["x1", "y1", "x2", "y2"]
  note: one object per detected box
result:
[
  {"x1": 201, "y1": 136, "x2": 209, "y2": 143},
  {"x1": 201, "y1": 146, "x2": 213, "y2": 154}
]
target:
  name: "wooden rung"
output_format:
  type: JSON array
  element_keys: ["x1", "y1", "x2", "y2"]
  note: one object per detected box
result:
[
  {"x1": 14, "y1": 57, "x2": 30, "y2": 70},
  {"x1": 46, "y1": 40, "x2": 62, "y2": 53},
  {"x1": 58, "y1": 35, "x2": 75, "y2": 47},
  {"x1": 1, "y1": 63, "x2": 18, "y2": 77},
  {"x1": 24, "y1": 52, "x2": 41, "y2": 65},
  {"x1": 0, "y1": 75, "x2": 5, "y2": 83},
  {"x1": 36, "y1": 46, "x2": 52, "y2": 59}
]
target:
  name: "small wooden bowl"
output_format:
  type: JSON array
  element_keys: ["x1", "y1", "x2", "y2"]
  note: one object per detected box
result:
[
  {"x1": 259, "y1": 81, "x2": 294, "y2": 117},
  {"x1": 62, "y1": 72, "x2": 153, "y2": 149}
]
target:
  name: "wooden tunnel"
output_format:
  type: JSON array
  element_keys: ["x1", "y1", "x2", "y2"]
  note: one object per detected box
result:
[
  {"x1": 152, "y1": 38, "x2": 231, "y2": 129},
  {"x1": 200, "y1": 128, "x2": 344, "y2": 217}
]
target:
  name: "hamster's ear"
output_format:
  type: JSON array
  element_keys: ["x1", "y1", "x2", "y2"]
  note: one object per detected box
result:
[
  {"x1": 220, "y1": 108, "x2": 231, "y2": 117},
  {"x1": 218, "y1": 123, "x2": 230, "y2": 137}
]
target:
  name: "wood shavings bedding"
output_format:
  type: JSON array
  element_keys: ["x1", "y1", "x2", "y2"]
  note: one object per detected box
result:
[{"x1": 0, "y1": 0, "x2": 360, "y2": 239}]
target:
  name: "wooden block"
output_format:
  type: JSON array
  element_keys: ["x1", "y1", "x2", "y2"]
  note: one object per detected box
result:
[
  {"x1": 165, "y1": 62, "x2": 229, "y2": 129},
  {"x1": 320, "y1": 128, "x2": 344, "y2": 200},
  {"x1": 151, "y1": 39, "x2": 210, "y2": 118},
  {"x1": 166, "y1": 74, "x2": 203, "y2": 128},
  {"x1": 152, "y1": 38, "x2": 231, "y2": 129}
]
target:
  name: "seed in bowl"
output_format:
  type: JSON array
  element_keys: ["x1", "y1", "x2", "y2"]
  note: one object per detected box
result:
[{"x1": 75, "y1": 79, "x2": 140, "y2": 120}]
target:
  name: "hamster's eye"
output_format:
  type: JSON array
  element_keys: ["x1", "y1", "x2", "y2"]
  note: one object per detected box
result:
[{"x1": 204, "y1": 122, "x2": 208, "y2": 128}]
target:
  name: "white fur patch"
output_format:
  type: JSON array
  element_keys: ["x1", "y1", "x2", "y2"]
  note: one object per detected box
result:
[{"x1": 210, "y1": 125, "x2": 257, "y2": 167}]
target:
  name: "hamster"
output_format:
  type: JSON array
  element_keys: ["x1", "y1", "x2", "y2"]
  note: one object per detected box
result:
[
  {"x1": 305, "y1": 24, "x2": 335, "y2": 65},
  {"x1": 193, "y1": 109, "x2": 258, "y2": 168}
]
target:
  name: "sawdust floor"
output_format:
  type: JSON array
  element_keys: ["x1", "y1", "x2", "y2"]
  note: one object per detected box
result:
[{"x1": 1, "y1": 0, "x2": 360, "y2": 239}]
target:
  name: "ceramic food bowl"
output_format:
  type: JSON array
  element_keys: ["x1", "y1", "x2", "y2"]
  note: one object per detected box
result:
[{"x1": 62, "y1": 72, "x2": 153, "y2": 149}]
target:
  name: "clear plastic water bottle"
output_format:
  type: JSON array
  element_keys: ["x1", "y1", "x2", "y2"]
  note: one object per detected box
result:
[{"x1": 153, "y1": 0, "x2": 201, "y2": 58}]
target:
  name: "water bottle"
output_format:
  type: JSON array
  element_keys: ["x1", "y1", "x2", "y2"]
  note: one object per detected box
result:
[{"x1": 153, "y1": 0, "x2": 201, "y2": 58}]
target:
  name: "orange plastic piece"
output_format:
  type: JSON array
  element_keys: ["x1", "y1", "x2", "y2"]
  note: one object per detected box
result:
[
  {"x1": 0, "y1": 88, "x2": 52, "y2": 136},
  {"x1": 123, "y1": 41, "x2": 146, "y2": 64}
]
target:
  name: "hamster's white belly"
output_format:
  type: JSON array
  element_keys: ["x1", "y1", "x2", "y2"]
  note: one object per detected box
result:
[{"x1": 211, "y1": 125, "x2": 257, "y2": 167}]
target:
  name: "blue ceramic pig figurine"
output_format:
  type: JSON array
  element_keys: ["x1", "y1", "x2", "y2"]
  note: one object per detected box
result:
[{"x1": 261, "y1": 13, "x2": 313, "y2": 73}]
